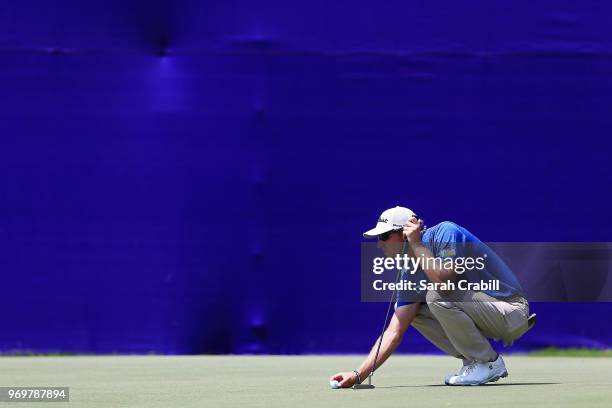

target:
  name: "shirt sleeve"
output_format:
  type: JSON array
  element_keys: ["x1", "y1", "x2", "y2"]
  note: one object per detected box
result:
[
  {"x1": 394, "y1": 267, "x2": 428, "y2": 307},
  {"x1": 434, "y1": 221, "x2": 467, "y2": 259},
  {"x1": 395, "y1": 301, "x2": 413, "y2": 309}
]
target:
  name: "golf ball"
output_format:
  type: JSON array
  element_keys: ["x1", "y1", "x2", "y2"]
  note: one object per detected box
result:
[{"x1": 329, "y1": 380, "x2": 341, "y2": 389}]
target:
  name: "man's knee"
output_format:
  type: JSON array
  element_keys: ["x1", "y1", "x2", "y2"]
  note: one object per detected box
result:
[
  {"x1": 410, "y1": 313, "x2": 426, "y2": 331},
  {"x1": 426, "y1": 290, "x2": 446, "y2": 306},
  {"x1": 426, "y1": 290, "x2": 457, "y2": 316}
]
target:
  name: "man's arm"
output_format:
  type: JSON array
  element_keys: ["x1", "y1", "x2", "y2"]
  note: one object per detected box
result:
[
  {"x1": 330, "y1": 303, "x2": 420, "y2": 388},
  {"x1": 411, "y1": 242, "x2": 456, "y2": 284},
  {"x1": 403, "y1": 218, "x2": 457, "y2": 284}
]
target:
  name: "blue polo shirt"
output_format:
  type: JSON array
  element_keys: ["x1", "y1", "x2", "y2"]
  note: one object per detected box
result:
[{"x1": 395, "y1": 221, "x2": 524, "y2": 308}]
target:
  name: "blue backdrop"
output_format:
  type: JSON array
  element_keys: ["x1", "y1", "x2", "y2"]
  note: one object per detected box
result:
[{"x1": 1, "y1": 1, "x2": 611, "y2": 354}]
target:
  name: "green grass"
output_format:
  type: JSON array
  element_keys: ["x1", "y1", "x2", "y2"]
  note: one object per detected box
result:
[
  {"x1": 529, "y1": 347, "x2": 612, "y2": 357},
  {"x1": 0, "y1": 355, "x2": 611, "y2": 407}
]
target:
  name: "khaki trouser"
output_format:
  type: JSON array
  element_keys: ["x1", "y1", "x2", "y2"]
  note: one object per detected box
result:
[{"x1": 411, "y1": 290, "x2": 530, "y2": 363}]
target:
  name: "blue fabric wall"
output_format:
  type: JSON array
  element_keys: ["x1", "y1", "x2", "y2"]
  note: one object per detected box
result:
[{"x1": 1, "y1": 1, "x2": 611, "y2": 354}]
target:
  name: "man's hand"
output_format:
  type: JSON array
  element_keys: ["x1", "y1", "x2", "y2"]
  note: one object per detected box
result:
[
  {"x1": 403, "y1": 217, "x2": 423, "y2": 244},
  {"x1": 329, "y1": 372, "x2": 358, "y2": 388},
  {"x1": 328, "y1": 304, "x2": 418, "y2": 389}
]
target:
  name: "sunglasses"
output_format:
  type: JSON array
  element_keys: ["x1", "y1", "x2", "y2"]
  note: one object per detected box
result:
[{"x1": 378, "y1": 229, "x2": 403, "y2": 241}]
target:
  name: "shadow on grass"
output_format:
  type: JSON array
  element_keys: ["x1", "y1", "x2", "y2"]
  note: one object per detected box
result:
[{"x1": 375, "y1": 382, "x2": 560, "y2": 389}]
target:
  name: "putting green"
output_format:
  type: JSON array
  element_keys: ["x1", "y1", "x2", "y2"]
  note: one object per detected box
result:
[{"x1": 1, "y1": 355, "x2": 611, "y2": 407}]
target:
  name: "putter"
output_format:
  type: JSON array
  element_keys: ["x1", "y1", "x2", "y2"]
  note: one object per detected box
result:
[{"x1": 353, "y1": 239, "x2": 408, "y2": 390}]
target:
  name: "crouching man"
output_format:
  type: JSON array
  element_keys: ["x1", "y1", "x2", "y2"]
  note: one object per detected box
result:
[{"x1": 330, "y1": 206, "x2": 535, "y2": 387}]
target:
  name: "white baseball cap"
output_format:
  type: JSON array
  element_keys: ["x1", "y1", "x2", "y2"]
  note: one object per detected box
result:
[{"x1": 363, "y1": 206, "x2": 416, "y2": 239}]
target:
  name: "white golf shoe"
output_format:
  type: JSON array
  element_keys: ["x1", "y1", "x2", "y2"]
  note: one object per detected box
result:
[
  {"x1": 444, "y1": 360, "x2": 472, "y2": 385},
  {"x1": 446, "y1": 354, "x2": 508, "y2": 386}
]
